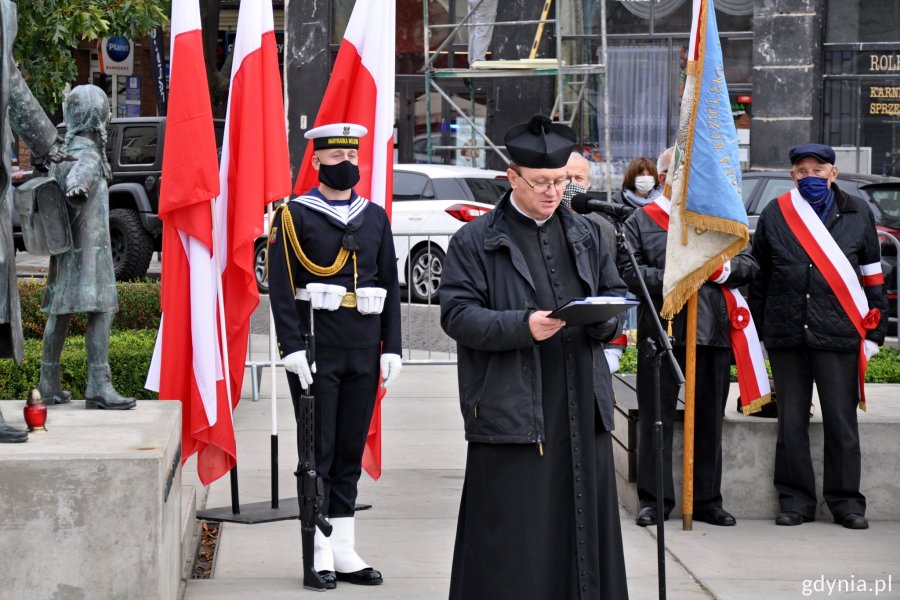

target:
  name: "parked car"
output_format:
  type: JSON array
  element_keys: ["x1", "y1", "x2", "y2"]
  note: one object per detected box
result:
[
  {"x1": 253, "y1": 164, "x2": 510, "y2": 301},
  {"x1": 741, "y1": 171, "x2": 900, "y2": 316},
  {"x1": 14, "y1": 117, "x2": 225, "y2": 281}
]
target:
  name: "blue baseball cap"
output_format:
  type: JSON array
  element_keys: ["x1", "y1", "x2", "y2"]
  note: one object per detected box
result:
[{"x1": 789, "y1": 143, "x2": 836, "y2": 165}]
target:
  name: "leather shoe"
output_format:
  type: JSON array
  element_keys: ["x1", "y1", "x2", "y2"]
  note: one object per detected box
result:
[
  {"x1": 775, "y1": 511, "x2": 813, "y2": 526},
  {"x1": 318, "y1": 571, "x2": 336, "y2": 590},
  {"x1": 635, "y1": 506, "x2": 669, "y2": 527},
  {"x1": 694, "y1": 506, "x2": 736, "y2": 526},
  {"x1": 336, "y1": 567, "x2": 383, "y2": 586},
  {"x1": 836, "y1": 513, "x2": 868, "y2": 530}
]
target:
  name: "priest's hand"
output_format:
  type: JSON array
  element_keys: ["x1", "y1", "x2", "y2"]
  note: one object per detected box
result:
[
  {"x1": 284, "y1": 350, "x2": 315, "y2": 388},
  {"x1": 380, "y1": 353, "x2": 402, "y2": 389},
  {"x1": 529, "y1": 310, "x2": 565, "y2": 341}
]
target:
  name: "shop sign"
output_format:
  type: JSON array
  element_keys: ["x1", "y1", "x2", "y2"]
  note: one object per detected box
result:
[
  {"x1": 99, "y1": 37, "x2": 134, "y2": 76},
  {"x1": 867, "y1": 84, "x2": 900, "y2": 117}
]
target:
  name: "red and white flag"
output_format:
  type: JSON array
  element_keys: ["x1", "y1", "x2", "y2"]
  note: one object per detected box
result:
[
  {"x1": 293, "y1": 0, "x2": 396, "y2": 480},
  {"x1": 217, "y1": 0, "x2": 292, "y2": 408},
  {"x1": 292, "y1": 0, "x2": 395, "y2": 213},
  {"x1": 146, "y1": 0, "x2": 233, "y2": 485}
]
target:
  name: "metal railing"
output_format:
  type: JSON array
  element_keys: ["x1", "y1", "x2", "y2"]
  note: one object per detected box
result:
[{"x1": 878, "y1": 230, "x2": 899, "y2": 348}]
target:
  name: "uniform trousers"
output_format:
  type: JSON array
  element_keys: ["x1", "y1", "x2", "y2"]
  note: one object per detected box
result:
[
  {"x1": 768, "y1": 346, "x2": 865, "y2": 520},
  {"x1": 286, "y1": 343, "x2": 381, "y2": 517},
  {"x1": 636, "y1": 345, "x2": 731, "y2": 513}
]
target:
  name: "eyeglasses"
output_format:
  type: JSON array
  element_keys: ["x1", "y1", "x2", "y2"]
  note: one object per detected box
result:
[{"x1": 513, "y1": 171, "x2": 570, "y2": 194}]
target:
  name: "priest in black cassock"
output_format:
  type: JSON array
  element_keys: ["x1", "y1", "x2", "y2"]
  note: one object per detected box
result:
[{"x1": 440, "y1": 115, "x2": 629, "y2": 600}]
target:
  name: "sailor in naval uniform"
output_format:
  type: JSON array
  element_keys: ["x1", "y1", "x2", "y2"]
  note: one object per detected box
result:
[{"x1": 267, "y1": 123, "x2": 402, "y2": 588}]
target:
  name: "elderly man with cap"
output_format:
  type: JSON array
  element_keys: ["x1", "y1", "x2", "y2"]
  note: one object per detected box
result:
[
  {"x1": 267, "y1": 122, "x2": 402, "y2": 587},
  {"x1": 749, "y1": 143, "x2": 888, "y2": 530},
  {"x1": 440, "y1": 115, "x2": 629, "y2": 600}
]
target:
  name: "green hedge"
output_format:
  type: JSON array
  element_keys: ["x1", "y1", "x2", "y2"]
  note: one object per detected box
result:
[
  {"x1": 0, "y1": 330, "x2": 159, "y2": 400},
  {"x1": 618, "y1": 346, "x2": 900, "y2": 384},
  {"x1": 18, "y1": 279, "x2": 160, "y2": 339}
]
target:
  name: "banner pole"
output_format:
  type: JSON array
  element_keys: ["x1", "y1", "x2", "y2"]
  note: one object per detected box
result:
[{"x1": 682, "y1": 292, "x2": 698, "y2": 530}]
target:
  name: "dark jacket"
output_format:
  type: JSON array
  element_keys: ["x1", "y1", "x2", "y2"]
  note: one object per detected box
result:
[
  {"x1": 439, "y1": 191, "x2": 628, "y2": 444},
  {"x1": 618, "y1": 202, "x2": 759, "y2": 347},
  {"x1": 749, "y1": 183, "x2": 888, "y2": 351}
]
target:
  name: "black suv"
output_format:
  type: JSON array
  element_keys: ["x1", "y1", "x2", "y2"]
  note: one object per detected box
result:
[{"x1": 15, "y1": 116, "x2": 224, "y2": 280}]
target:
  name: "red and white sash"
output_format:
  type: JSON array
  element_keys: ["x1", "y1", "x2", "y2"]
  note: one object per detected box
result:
[
  {"x1": 642, "y1": 198, "x2": 771, "y2": 412},
  {"x1": 777, "y1": 189, "x2": 882, "y2": 408}
]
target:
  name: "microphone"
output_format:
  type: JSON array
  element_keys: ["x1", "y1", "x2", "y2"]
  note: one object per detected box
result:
[{"x1": 570, "y1": 193, "x2": 636, "y2": 219}]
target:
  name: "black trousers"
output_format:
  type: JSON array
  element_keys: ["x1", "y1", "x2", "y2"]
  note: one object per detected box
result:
[
  {"x1": 286, "y1": 343, "x2": 381, "y2": 517},
  {"x1": 768, "y1": 346, "x2": 865, "y2": 520},
  {"x1": 636, "y1": 345, "x2": 731, "y2": 513}
]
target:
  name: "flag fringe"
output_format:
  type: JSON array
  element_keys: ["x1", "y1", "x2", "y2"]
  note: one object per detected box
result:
[
  {"x1": 660, "y1": 235, "x2": 747, "y2": 320},
  {"x1": 741, "y1": 392, "x2": 772, "y2": 416}
]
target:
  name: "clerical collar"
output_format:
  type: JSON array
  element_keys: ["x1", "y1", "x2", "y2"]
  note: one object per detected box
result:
[{"x1": 509, "y1": 192, "x2": 553, "y2": 226}]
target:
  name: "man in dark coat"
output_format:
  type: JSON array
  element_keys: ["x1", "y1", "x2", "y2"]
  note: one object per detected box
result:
[
  {"x1": 618, "y1": 147, "x2": 758, "y2": 527},
  {"x1": 267, "y1": 123, "x2": 402, "y2": 587},
  {"x1": 440, "y1": 115, "x2": 629, "y2": 600},
  {"x1": 749, "y1": 143, "x2": 888, "y2": 530}
]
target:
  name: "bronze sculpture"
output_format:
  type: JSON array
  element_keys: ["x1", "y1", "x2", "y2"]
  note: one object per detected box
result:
[
  {"x1": 0, "y1": 0, "x2": 71, "y2": 442},
  {"x1": 39, "y1": 84, "x2": 135, "y2": 410}
]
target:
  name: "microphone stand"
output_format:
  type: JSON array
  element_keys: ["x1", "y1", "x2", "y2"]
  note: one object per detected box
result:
[{"x1": 610, "y1": 216, "x2": 685, "y2": 600}]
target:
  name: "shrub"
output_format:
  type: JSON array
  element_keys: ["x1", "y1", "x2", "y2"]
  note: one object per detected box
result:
[
  {"x1": 0, "y1": 330, "x2": 159, "y2": 400},
  {"x1": 618, "y1": 345, "x2": 900, "y2": 384},
  {"x1": 18, "y1": 279, "x2": 160, "y2": 339}
]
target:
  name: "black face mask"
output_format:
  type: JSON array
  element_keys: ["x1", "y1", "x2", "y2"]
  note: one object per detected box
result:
[{"x1": 318, "y1": 160, "x2": 360, "y2": 191}]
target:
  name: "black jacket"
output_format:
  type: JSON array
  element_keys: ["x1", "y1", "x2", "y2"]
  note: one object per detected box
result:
[
  {"x1": 749, "y1": 183, "x2": 888, "y2": 351},
  {"x1": 618, "y1": 202, "x2": 759, "y2": 347},
  {"x1": 439, "y1": 191, "x2": 627, "y2": 444}
]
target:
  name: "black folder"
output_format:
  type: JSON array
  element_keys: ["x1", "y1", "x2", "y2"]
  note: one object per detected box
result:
[{"x1": 547, "y1": 297, "x2": 639, "y2": 326}]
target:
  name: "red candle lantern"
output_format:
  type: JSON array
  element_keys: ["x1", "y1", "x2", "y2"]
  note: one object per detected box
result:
[{"x1": 23, "y1": 388, "x2": 47, "y2": 433}]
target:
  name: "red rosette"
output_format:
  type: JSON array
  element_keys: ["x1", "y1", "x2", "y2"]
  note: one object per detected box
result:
[
  {"x1": 730, "y1": 306, "x2": 750, "y2": 331},
  {"x1": 862, "y1": 308, "x2": 881, "y2": 331}
]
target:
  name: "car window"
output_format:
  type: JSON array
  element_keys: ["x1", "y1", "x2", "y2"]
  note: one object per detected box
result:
[
  {"x1": 756, "y1": 178, "x2": 796, "y2": 214},
  {"x1": 463, "y1": 177, "x2": 509, "y2": 205},
  {"x1": 865, "y1": 186, "x2": 900, "y2": 222},
  {"x1": 740, "y1": 177, "x2": 760, "y2": 208},
  {"x1": 119, "y1": 126, "x2": 158, "y2": 165},
  {"x1": 393, "y1": 171, "x2": 435, "y2": 201}
]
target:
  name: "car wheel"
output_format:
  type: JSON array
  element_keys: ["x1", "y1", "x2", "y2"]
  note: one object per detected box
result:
[
  {"x1": 108, "y1": 208, "x2": 154, "y2": 280},
  {"x1": 254, "y1": 239, "x2": 269, "y2": 294},
  {"x1": 408, "y1": 245, "x2": 444, "y2": 303}
]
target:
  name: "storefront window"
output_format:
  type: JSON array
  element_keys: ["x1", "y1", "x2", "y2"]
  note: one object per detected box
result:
[{"x1": 826, "y1": 0, "x2": 900, "y2": 45}]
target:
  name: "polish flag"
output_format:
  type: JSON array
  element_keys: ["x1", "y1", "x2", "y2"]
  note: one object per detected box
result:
[
  {"x1": 146, "y1": 0, "x2": 233, "y2": 485},
  {"x1": 292, "y1": 0, "x2": 396, "y2": 480},
  {"x1": 216, "y1": 0, "x2": 292, "y2": 409},
  {"x1": 292, "y1": 0, "x2": 395, "y2": 213}
]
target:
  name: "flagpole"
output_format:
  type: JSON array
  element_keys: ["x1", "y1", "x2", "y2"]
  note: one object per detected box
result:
[
  {"x1": 268, "y1": 201, "x2": 280, "y2": 509},
  {"x1": 211, "y1": 199, "x2": 241, "y2": 515},
  {"x1": 682, "y1": 292, "x2": 698, "y2": 531}
]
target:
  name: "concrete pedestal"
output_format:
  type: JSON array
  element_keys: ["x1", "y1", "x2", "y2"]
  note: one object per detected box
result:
[
  {"x1": 0, "y1": 401, "x2": 182, "y2": 600},
  {"x1": 612, "y1": 376, "x2": 900, "y2": 521}
]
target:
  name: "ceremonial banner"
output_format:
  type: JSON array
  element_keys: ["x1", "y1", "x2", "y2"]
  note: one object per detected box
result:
[
  {"x1": 661, "y1": 0, "x2": 750, "y2": 319},
  {"x1": 147, "y1": 0, "x2": 233, "y2": 485}
]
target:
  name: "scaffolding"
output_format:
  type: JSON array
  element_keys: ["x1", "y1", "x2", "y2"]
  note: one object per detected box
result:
[{"x1": 420, "y1": 0, "x2": 612, "y2": 192}]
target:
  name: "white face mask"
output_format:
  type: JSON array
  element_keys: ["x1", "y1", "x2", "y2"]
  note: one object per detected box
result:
[{"x1": 634, "y1": 175, "x2": 656, "y2": 195}]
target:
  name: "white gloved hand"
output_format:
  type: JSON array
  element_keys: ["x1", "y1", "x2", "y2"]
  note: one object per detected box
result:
[
  {"x1": 283, "y1": 350, "x2": 316, "y2": 388},
  {"x1": 864, "y1": 339, "x2": 880, "y2": 361},
  {"x1": 604, "y1": 347, "x2": 624, "y2": 374},
  {"x1": 380, "y1": 353, "x2": 402, "y2": 389}
]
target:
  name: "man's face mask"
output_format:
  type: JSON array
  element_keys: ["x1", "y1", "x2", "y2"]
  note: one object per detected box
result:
[
  {"x1": 318, "y1": 160, "x2": 360, "y2": 191},
  {"x1": 561, "y1": 181, "x2": 589, "y2": 209}
]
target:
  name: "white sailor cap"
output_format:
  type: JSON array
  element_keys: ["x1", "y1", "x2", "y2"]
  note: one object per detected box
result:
[{"x1": 304, "y1": 123, "x2": 368, "y2": 150}]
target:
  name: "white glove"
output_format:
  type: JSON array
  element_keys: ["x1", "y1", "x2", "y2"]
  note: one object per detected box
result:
[
  {"x1": 604, "y1": 347, "x2": 623, "y2": 374},
  {"x1": 380, "y1": 353, "x2": 402, "y2": 389},
  {"x1": 283, "y1": 350, "x2": 316, "y2": 388},
  {"x1": 864, "y1": 340, "x2": 880, "y2": 361}
]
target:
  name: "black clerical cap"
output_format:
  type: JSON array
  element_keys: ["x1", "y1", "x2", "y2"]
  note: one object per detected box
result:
[{"x1": 504, "y1": 115, "x2": 577, "y2": 169}]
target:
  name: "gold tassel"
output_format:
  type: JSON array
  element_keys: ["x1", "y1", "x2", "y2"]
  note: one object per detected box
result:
[
  {"x1": 741, "y1": 393, "x2": 773, "y2": 416},
  {"x1": 280, "y1": 204, "x2": 350, "y2": 276}
]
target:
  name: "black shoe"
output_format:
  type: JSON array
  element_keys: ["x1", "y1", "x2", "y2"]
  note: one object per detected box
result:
[
  {"x1": 336, "y1": 567, "x2": 382, "y2": 586},
  {"x1": 836, "y1": 513, "x2": 868, "y2": 530},
  {"x1": 775, "y1": 511, "x2": 813, "y2": 526},
  {"x1": 318, "y1": 570, "x2": 337, "y2": 589},
  {"x1": 85, "y1": 395, "x2": 137, "y2": 410},
  {"x1": 635, "y1": 506, "x2": 669, "y2": 527},
  {"x1": 694, "y1": 506, "x2": 736, "y2": 526}
]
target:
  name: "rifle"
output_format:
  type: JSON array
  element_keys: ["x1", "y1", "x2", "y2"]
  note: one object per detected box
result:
[{"x1": 296, "y1": 304, "x2": 332, "y2": 591}]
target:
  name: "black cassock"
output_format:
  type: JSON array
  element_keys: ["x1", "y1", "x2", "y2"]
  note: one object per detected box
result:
[{"x1": 449, "y1": 210, "x2": 628, "y2": 600}]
